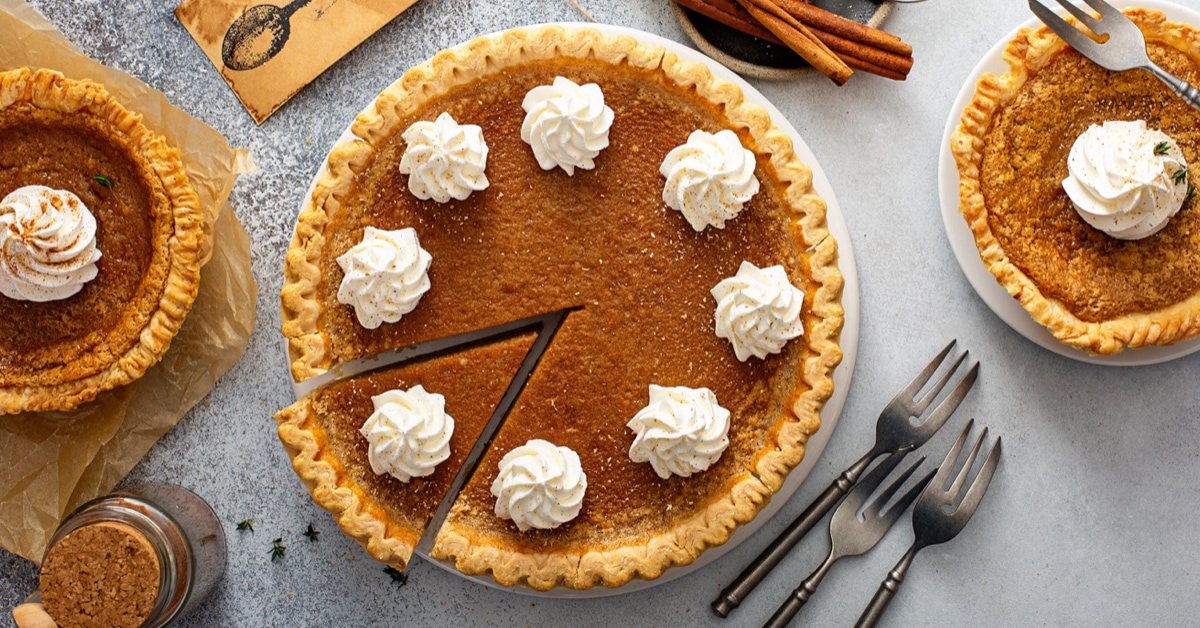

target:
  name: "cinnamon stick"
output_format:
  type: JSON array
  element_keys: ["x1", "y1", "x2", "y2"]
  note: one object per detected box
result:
[
  {"x1": 735, "y1": 0, "x2": 853, "y2": 85},
  {"x1": 808, "y1": 24, "x2": 913, "y2": 77},
  {"x1": 772, "y1": 0, "x2": 913, "y2": 57},
  {"x1": 674, "y1": 0, "x2": 912, "y2": 80},
  {"x1": 674, "y1": 0, "x2": 784, "y2": 44}
]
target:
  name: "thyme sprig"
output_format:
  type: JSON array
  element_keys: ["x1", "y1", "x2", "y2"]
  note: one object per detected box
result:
[
  {"x1": 303, "y1": 523, "x2": 320, "y2": 542},
  {"x1": 270, "y1": 538, "x2": 286, "y2": 560},
  {"x1": 93, "y1": 174, "x2": 114, "y2": 190},
  {"x1": 236, "y1": 518, "x2": 254, "y2": 532},
  {"x1": 1154, "y1": 141, "x2": 1171, "y2": 155}
]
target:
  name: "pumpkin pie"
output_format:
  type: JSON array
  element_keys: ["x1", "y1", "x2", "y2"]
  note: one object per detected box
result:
[
  {"x1": 951, "y1": 8, "x2": 1200, "y2": 354},
  {"x1": 0, "y1": 68, "x2": 203, "y2": 414},
  {"x1": 278, "y1": 26, "x2": 843, "y2": 589}
]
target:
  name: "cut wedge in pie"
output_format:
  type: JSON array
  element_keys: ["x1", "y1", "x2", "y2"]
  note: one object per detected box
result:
[
  {"x1": 277, "y1": 26, "x2": 843, "y2": 590},
  {"x1": 0, "y1": 68, "x2": 203, "y2": 414},
  {"x1": 951, "y1": 8, "x2": 1200, "y2": 355}
]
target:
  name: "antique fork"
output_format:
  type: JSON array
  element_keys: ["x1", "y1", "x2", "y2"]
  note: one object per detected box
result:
[
  {"x1": 712, "y1": 341, "x2": 978, "y2": 618},
  {"x1": 762, "y1": 449, "x2": 933, "y2": 628},
  {"x1": 853, "y1": 420, "x2": 1002, "y2": 628},
  {"x1": 1028, "y1": 0, "x2": 1200, "y2": 111}
]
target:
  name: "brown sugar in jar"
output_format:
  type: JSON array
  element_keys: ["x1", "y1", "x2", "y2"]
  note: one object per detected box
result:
[
  {"x1": 40, "y1": 522, "x2": 161, "y2": 628},
  {"x1": 37, "y1": 484, "x2": 226, "y2": 628}
]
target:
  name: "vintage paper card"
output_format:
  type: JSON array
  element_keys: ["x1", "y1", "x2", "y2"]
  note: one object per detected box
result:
[{"x1": 175, "y1": 0, "x2": 421, "y2": 123}]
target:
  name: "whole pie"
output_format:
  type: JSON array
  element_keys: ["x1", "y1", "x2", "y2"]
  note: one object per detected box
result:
[
  {"x1": 278, "y1": 26, "x2": 843, "y2": 589},
  {"x1": 951, "y1": 8, "x2": 1200, "y2": 354},
  {"x1": 0, "y1": 68, "x2": 203, "y2": 414}
]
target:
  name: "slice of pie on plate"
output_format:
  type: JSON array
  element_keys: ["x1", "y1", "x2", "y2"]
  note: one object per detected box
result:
[
  {"x1": 951, "y1": 8, "x2": 1200, "y2": 355},
  {"x1": 0, "y1": 68, "x2": 203, "y2": 414},
  {"x1": 278, "y1": 25, "x2": 843, "y2": 590}
]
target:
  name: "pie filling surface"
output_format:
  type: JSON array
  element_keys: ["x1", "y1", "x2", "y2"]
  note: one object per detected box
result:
[{"x1": 279, "y1": 27, "x2": 843, "y2": 589}]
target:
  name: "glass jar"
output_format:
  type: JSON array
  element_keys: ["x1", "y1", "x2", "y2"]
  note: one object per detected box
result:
[{"x1": 38, "y1": 484, "x2": 226, "y2": 627}]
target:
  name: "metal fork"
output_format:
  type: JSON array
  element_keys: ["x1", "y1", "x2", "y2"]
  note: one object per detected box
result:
[
  {"x1": 712, "y1": 341, "x2": 979, "y2": 618},
  {"x1": 1029, "y1": 0, "x2": 1200, "y2": 111},
  {"x1": 854, "y1": 420, "x2": 1003, "y2": 628},
  {"x1": 762, "y1": 449, "x2": 933, "y2": 628}
]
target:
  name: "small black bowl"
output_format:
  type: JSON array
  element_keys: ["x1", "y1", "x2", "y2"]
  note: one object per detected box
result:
[{"x1": 672, "y1": 0, "x2": 894, "y2": 80}]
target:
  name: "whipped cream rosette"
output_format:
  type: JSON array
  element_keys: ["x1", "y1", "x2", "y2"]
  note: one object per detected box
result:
[
  {"x1": 398, "y1": 112, "x2": 490, "y2": 203},
  {"x1": 491, "y1": 439, "x2": 587, "y2": 532},
  {"x1": 359, "y1": 385, "x2": 454, "y2": 482},
  {"x1": 0, "y1": 185, "x2": 102, "y2": 302},
  {"x1": 711, "y1": 261, "x2": 805, "y2": 361},
  {"x1": 627, "y1": 385, "x2": 730, "y2": 479},
  {"x1": 660, "y1": 129, "x2": 759, "y2": 231},
  {"x1": 1062, "y1": 120, "x2": 1189, "y2": 240},
  {"x1": 520, "y1": 76, "x2": 614, "y2": 175},
  {"x1": 336, "y1": 226, "x2": 432, "y2": 329}
]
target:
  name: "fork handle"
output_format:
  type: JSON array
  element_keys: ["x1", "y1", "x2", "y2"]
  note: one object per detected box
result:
[
  {"x1": 854, "y1": 543, "x2": 920, "y2": 628},
  {"x1": 1147, "y1": 64, "x2": 1200, "y2": 113},
  {"x1": 711, "y1": 452, "x2": 874, "y2": 618}
]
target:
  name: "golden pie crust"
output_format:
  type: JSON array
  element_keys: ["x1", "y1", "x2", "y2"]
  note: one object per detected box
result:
[
  {"x1": 278, "y1": 26, "x2": 843, "y2": 589},
  {"x1": 951, "y1": 8, "x2": 1200, "y2": 354},
  {"x1": 0, "y1": 68, "x2": 203, "y2": 414}
]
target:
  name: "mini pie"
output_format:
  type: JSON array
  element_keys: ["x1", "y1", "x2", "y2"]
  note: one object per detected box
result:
[
  {"x1": 278, "y1": 26, "x2": 843, "y2": 589},
  {"x1": 951, "y1": 8, "x2": 1200, "y2": 354},
  {"x1": 0, "y1": 68, "x2": 203, "y2": 414}
]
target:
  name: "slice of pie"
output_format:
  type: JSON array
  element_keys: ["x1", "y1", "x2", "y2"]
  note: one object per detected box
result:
[
  {"x1": 278, "y1": 26, "x2": 843, "y2": 589},
  {"x1": 951, "y1": 8, "x2": 1200, "y2": 354},
  {"x1": 0, "y1": 68, "x2": 203, "y2": 413},
  {"x1": 276, "y1": 332, "x2": 536, "y2": 570}
]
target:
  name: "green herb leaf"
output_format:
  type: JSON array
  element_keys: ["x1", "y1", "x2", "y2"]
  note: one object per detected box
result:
[
  {"x1": 1185, "y1": 183, "x2": 1196, "y2": 207},
  {"x1": 1173, "y1": 167, "x2": 1189, "y2": 186},
  {"x1": 1155, "y1": 141, "x2": 1171, "y2": 155},
  {"x1": 384, "y1": 566, "x2": 408, "y2": 587},
  {"x1": 236, "y1": 518, "x2": 254, "y2": 532},
  {"x1": 302, "y1": 523, "x2": 320, "y2": 542},
  {"x1": 93, "y1": 174, "x2": 114, "y2": 190},
  {"x1": 270, "y1": 538, "x2": 286, "y2": 561}
]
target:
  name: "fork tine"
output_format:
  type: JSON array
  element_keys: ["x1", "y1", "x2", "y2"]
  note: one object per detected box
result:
[
  {"x1": 865, "y1": 455, "x2": 926, "y2": 518},
  {"x1": 1051, "y1": 0, "x2": 1103, "y2": 34},
  {"x1": 845, "y1": 448, "x2": 910, "y2": 512},
  {"x1": 911, "y1": 363, "x2": 979, "y2": 441},
  {"x1": 881, "y1": 467, "x2": 936, "y2": 523},
  {"x1": 1028, "y1": 0, "x2": 1104, "y2": 57},
  {"x1": 957, "y1": 437, "x2": 1002, "y2": 514},
  {"x1": 910, "y1": 351, "x2": 968, "y2": 415},
  {"x1": 946, "y1": 427, "x2": 988, "y2": 499},
  {"x1": 892, "y1": 340, "x2": 956, "y2": 407},
  {"x1": 1076, "y1": 0, "x2": 1122, "y2": 20},
  {"x1": 930, "y1": 419, "x2": 973, "y2": 494}
]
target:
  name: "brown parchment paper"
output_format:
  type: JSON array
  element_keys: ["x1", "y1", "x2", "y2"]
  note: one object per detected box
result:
[
  {"x1": 0, "y1": 0, "x2": 257, "y2": 562},
  {"x1": 175, "y1": 0, "x2": 421, "y2": 123}
]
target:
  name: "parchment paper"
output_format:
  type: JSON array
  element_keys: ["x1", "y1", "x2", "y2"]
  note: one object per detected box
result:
[{"x1": 0, "y1": 0, "x2": 257, "y2": 562}]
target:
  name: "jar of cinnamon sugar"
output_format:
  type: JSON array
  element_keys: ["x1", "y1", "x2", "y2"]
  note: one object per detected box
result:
[{"x1": 27, "y1": 484, "x2": 226, "y2": 628}]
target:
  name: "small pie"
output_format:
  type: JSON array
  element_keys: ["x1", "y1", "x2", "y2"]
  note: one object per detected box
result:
[
  {"x1": 278, "y1": 26, "x2": 843, "y2": 589},
  {"x1": 951, "y1": 8, "x2": 1200, "y2": 354},
  {"x1": 0, "y1": 68, "x2": 203, "y2": 414}
]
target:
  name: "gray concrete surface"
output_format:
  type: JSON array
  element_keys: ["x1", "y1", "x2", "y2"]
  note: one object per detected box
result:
[{"x1": 5, "y1": 0, "x2": 1200, "y2": 625}]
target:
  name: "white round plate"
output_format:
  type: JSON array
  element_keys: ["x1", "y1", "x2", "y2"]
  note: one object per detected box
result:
[
  {"x1": 938, "y1": 0, "x2": 1200, "y2": 366},
  {"x1": 288, "y1": 23, "x2": 861, "y2": 597}
]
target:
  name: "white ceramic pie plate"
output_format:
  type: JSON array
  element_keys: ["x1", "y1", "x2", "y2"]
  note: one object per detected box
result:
[
  {"x1": 938, "y1": 0, "x2": 1200, "y2": 366},
  {"x1": 286, "y1": 23, "x2": 861, "y2": 598}
]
